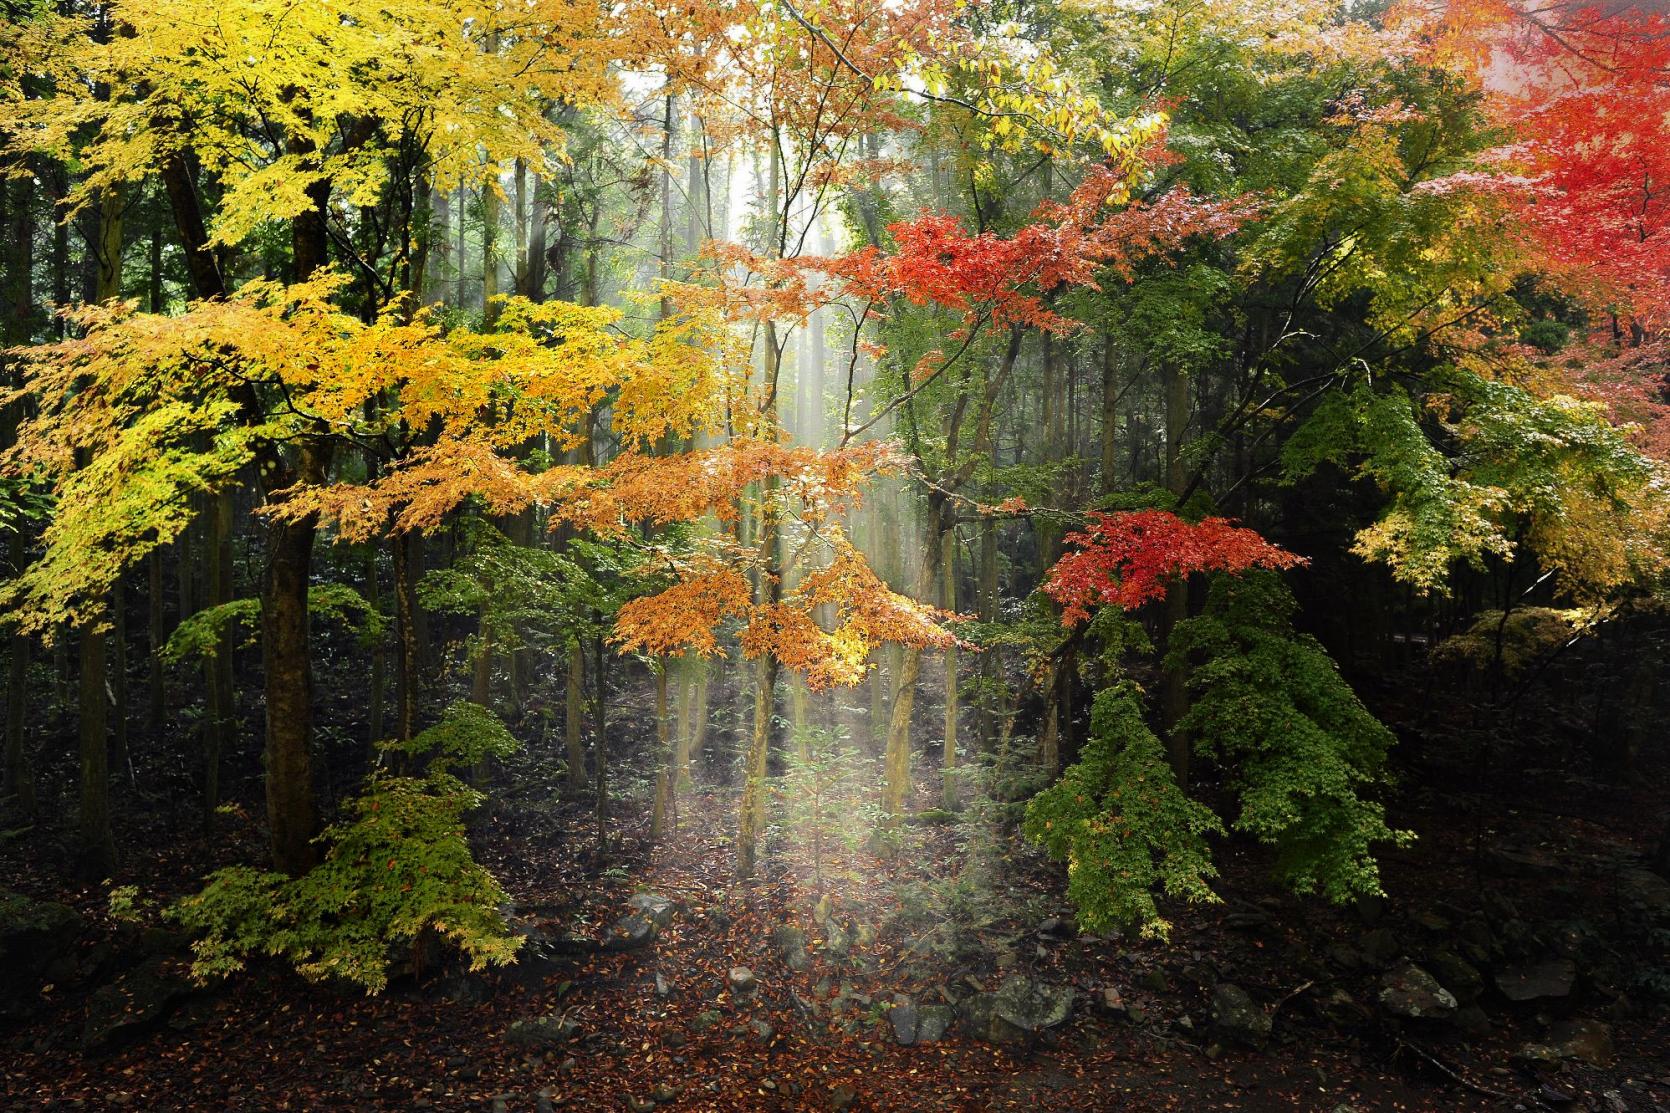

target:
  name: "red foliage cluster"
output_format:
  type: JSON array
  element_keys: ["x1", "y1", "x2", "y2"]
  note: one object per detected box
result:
[
  {"x1": 819, "y1": 171, "x2": 1256, "y2": 331},
  {"x1": 1421, "y1": 0, "x2": 1670, "y2": 323},
  {"x1": 1044, "y1": 509, "x2": 1306, "y2": 623}
]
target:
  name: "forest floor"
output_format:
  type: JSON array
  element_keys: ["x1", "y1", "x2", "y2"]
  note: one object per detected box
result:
[{"x1": 2, "y1": 711, "x2": 1668, "y2": 1113}]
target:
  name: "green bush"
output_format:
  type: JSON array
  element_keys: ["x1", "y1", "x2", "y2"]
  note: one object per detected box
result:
[
  {"x1": 1169, "y1": 573, "x2": 1412, "y2": 903},
  {"x1": 170, "y1": 703, "x2": 523, "y2": 993},
  {"x1": 1024, "y1": 683, "x2": 1222, "y2": 939}
]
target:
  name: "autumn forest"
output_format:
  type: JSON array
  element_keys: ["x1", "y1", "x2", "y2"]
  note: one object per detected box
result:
[{"x1": 0, "y1": 0, "x2": 1667, "y2": 1108}]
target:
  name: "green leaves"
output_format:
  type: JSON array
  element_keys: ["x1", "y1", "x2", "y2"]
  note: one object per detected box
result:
[
  {"x1": 1168, "y1": 573, "x2": 1411, "y2": 903},
  {"x1": 1024, "y1": 683, "x2": 1223, "y2": 939},
  {"x1": 172, "y1": 703, "x2": 526, "y2": 993},
  {"x1": 1282, "y1": 373, "x2": 1668, "y2": 595}
]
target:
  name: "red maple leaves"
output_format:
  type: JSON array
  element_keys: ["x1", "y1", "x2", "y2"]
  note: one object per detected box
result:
[
  {"x1": 1418, "y1": 0, "x2": 1670, "y2": 323},
  {"x1": 1044, "y1": 509, "x2": 1306, "y2": 624},
  {"x1": 812, "y1": 170, "x2": 1257, "y2": 332}
]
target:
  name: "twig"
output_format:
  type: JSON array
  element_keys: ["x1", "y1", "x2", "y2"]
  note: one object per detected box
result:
[{"x1": 1395, "y1": 1039, "x2": 1516, "y2": 1102}]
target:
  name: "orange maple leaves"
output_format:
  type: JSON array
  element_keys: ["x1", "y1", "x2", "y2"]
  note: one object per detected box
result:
[{"x1": 614, "y1": 535, "x2": 955, "y2": 690}]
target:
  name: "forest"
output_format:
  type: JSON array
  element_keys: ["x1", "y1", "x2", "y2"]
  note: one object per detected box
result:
[{"x1": 0, "y1": 0, "x2": 1667, "y2": 1108}]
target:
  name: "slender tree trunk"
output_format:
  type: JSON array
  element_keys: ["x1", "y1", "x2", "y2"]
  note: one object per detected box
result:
[
  {"x1": 76, "y1": 185, "x2": 124, "y2": 875},
  {"x1": 1100, "y1": 339, "x2": 1119, "y2": 493},
  {"x1": 674, "y1": 654, "x2": 704, "y2": 788},
  {"x1": 482, "y1": 164, "x2": 501, "y2": 328},
  {"x1": 565, "y1": 644, "x2": 587, "y2": 789},
  {"x1": 4, "y1": 173, "x2": 36, "y2": 820},
  {"x1": 146, "y1": 550, "x2": 165, "y2": 731},
  {"x1": 592, "y1": 631, "x2": 608, "y2": 857},
  {"x1": 111, "y1": 579, "x2": 129, "y2": 786},
  {"x1": 650, "y1": 660, "x2": 675, "y2": 841},
  {"x1": 263, "y1": 445, "x2": 325, "y2": 875},
  {"x1": 455, "y1": 182, "x2": 469, "y2": 309},
  {"x1": 5, "y1": 535, "x2": 34, "y2": 821},
  {"x1": 393, "y1": 533, "x2": 421, "y2": 745},
  {"x1": 366, "y1": 553, "x2": 385, "y2": 748},
  {"x1": 203, "y1": 490, "x2": 233, "y2": 828},
  {"x1": 1160, "y1": 365, "x2": 1192, "y2": 782},
  {"x1": 941, "y1": 525, "x2": 959, "y2": 810},
  {"x1": 76, "y1": 616, "x2": 115, "y2": 878}
]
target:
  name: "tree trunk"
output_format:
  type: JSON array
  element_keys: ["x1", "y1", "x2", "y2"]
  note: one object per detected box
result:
[
  {"x1": 111, "y1": 580, "x2": 129, "y2": 786},
  {"x1": 262, "y1": 446, "x2": 324, "y2": 876},
  {"x1": 592, "y1": 632, "x2": 608, "y2": 857},
  {"x1": 1160, "y1": 364, "x2": 1192, "y2": 782},
  {"x1": 5, "y1": 536, "x2": 34, "y2": 821},
  {"x1": 146, "y1": 550, "x2": 166, "y2": 731},
  {"x1": 76, "y1": 618, "x2": 115, "y2": 879},
  {"x1": 366, "y1": 553, "x2": 385, "y2": 749},
  {"x1": 1100, "y1": 338, "x2": 1118, "y2": 494},
  {"x1": 941, "y1": 524, "x2": 959, "y2": 809},
  {"x1": 203, "y1": 490, "x2": 233, "y2": 828},
  {"x1": 565, "y1": 644, "x2": 588, "y2": 789},
  {"x1": 650, "y1": 660, "x2": 675, "y2": 842},
  {"x1": 393, "y1": 532, "x2": 422, "y2": 745},
  {"x1": 482, "y1": 165, "x2": 500, "y2": 328}
]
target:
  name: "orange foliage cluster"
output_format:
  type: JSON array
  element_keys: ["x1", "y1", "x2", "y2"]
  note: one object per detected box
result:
[{"x1": 615, "y1": 536, "x2": 954, "y2": 689}]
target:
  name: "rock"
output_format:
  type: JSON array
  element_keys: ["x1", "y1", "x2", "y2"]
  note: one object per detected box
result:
[
  {"x1": 506, "y1": 1015, "x2": 580, "y2": 1048},
  {"x1": 1358, "y1": 928, "x2": 1402, "y2": 969},
  {"x1": 991, "y1": 976, "x2": 1074, "y2": 1034},
  {"x1": 1038, "y1": 916, "x2": 1076, "y2": 940},
  {"x1": 1098, "y1": 986, "x2": 1127, "y2": 1016},
  {"x1": 1495, "y1": 959, "x2": 1576, "y2": 1003},
  {"x1": 0, "y1": 888, "x2": 86, "y2": 1021},
  {"x1": 1316, "y1": 987, "x2": 1369, "y2": 1027},
  {"x1": 1378, "y1": 964, "x2": 1457, "y2": 1020},
  {"x1": 749, "y1": 1018, "x2": 774, "y2": 1043},
  {"x1": 1452, "y1": 1004, "x2": 1492, "y2": 1039},
  {"x1": 915, "y1": 1005, "x2": 954, "y2": 1043},
  {"x1": 1526, "y1": 1018, "x2": 1614, "y2": 1066},
  {"x1": 727, "y1": 967, "x2": 758, "y2": 999},
  {"x1": 604, "y1": 913, "x2": 658, "y2": 952},
  {"x1": 1209, "y1": 984, "x2": 1272, "y2": 1047},
  {"x1": 830, "y1": 1083, "x2": 858, "y2": 1110},
  {"x1": 81, "y1": 956, "x2": 196, "y2": 1050},
  {"x1": 773, "y1": 925, "x2": 811, "y2": 972},
  {"x1": 889, "y1": 995, "x2": 918, "y2": 1045},
  {"x1": 652, "y1": 1083, "x2": 680, "y2": 1102},
  {"x1": 823, "y1": 920, "x2": 851, "y2": 957},
  {"x1": 436, "y1": 972, "x2": 491, "y2": 1005},
  {"x1": 1224, "y1": 911, "x2": 1271, "y2": 932},
  {"x1": 1485, "y1": 847, "x2": 1566, "y2": 880},
  {"x1": 1325, "y1": 942, "x2": 1363, "y2": 971},
  {"x1": 1426, "y1": 949, "x2": 1484, "y2": 1004},
  {"x1": 1615, "y1": 867, "x2": 1670, "y2": 918},
  {"x1": 1136, "y1": 968, "x2": 1169, "y2": 993},
  {"x1": 1601, "y1": 1089, "x2": 1629, "y2": 1113},
  {"x1": 625, "y1": 1096, "x2": 656, "y2": 1113},
  {"x1": 627, "y1": 893, "x2": 676, "y2": 929},
  {"x1": 691, "y1": 1009, "x2": 720, "y2": 1032},
  {"x1": 654, "y1": 972, "x2": 672, "y2": 999}
]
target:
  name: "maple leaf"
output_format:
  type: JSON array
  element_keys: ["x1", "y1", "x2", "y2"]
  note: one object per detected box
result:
[{"x1": 1043, "y1": 510, "x2": 1307, "y2": 624}]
